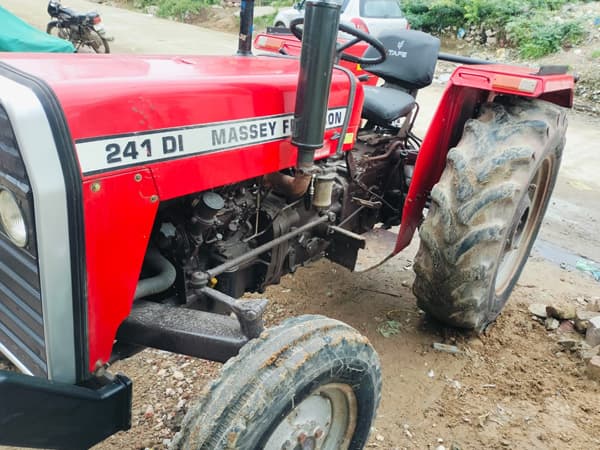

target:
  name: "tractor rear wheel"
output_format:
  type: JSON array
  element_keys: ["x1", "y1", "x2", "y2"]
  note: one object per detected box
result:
[
  {"x1": 171, "y1": 315, "x2": 381, "y2": 449},
  {"x1": 413, "y1": 98, "x2": 567, "y2": 331}
]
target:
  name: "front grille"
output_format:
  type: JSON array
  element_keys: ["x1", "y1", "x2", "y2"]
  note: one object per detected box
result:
[{"x1": 0, "y1": 105, "x2": 46, "y2": 376}]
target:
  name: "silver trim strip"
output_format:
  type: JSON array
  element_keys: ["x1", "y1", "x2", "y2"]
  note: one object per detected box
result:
[
  {"x1": 0, "y1": 77, "x2": 76, "y2": 383},
  {"x1": 0, "y1": 340, "x2": 33, "y2": 375}
]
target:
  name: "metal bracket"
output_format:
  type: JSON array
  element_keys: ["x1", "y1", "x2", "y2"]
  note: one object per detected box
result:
[
  {"x1": 325, "y1": 225, "x2": 366, "y2": 270},
  {"x1": 199, "y1": 287, "x2": 268, "y2": 339}
]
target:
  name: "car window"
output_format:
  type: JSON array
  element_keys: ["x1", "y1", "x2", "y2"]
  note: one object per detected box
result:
[
  {"x1": 341, "y1": 0, "x2": 351, "y2": 13},
  {"x1": 359, "y1": 0, "x2": 403, "y2": 18}
]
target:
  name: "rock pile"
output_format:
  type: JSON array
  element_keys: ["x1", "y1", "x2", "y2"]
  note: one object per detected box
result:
[{"x1": 529, "y1": 297, "x2": 600, "y2": 381}]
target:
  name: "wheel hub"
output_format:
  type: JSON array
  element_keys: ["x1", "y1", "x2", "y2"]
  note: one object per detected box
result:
[
  {"x1": 265, "y1": 383, "x2": 357, "y2": 450},
  {"x1": 494, "y1": 157, "x2": 553, "y2": 297}
]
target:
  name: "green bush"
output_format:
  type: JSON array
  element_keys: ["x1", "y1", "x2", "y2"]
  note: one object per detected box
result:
[
  {"x1": 135, "y1": 0, "x2": 219, "y2": 20},
  {"x1": 402, "y1": 0, "x2": 588, "y2": 58},
  {"x1": 158, "y1": 0, "x2": 203, "y2": 19},
  {"x1": 404, "y1": 0, "x2": 465, "y2": 31},
  {"x1": 506, "y1": 15, "x2": 586, "y2": 58},
  {"x1": 402, "y1": 0, "x2": 574, "y2": 31}
]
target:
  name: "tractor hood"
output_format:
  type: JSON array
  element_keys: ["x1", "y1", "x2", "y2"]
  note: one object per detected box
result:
[{"x1": 0, "y1": 53, "x2": 362, "y2": 184}]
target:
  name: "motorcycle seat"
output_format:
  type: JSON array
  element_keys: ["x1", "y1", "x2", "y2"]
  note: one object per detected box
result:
[
  {"x1": 361, "y1": 85, "x2": 415, "y2": 127},
  {"x1": 58, "y1": 6, "x2": 97, "y2": 23},
  {"x1": 58, "y1": 6, "x2": 77, "y2": 16}
]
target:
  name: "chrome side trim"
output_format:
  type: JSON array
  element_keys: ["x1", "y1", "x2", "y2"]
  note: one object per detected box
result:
[
  {"x1": 0, "y1": 77, "x2": 76, "y2": 383},
  {"x1": 0, "y1": 340, "x2": 33, "y2": 375}
]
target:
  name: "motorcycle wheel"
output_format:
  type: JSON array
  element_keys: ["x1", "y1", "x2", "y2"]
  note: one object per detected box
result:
[
  {"x1": 46, "y1": 21, "x2": 71, "y2": 41},
  {"x1": 77, "y1": 28, "x2": 110, "y2": 54}
]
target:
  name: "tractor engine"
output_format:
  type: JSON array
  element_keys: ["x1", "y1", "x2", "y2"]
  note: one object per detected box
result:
[{"x1": 147, "y1": 136, "x2": 413, "y2": 304}]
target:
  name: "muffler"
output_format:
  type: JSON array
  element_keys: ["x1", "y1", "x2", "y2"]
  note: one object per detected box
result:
[{"x1": 292, "y1": 0, "x2": 341, "y2": 173}]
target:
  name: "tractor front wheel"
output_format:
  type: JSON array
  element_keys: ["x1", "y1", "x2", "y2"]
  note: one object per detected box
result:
[
  {"x1": 171, "y1": 315, "x2": 381, "y2": 450},
  {"x1": 413, "y1": 98, "x2": 567, "y2": 331}
]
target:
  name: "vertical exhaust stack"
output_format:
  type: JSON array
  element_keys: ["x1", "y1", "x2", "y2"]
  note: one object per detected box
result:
[
  {"x1": 237, "y1": 0, "x2": 255, "y2": 56},
  {"x1": 292, "y1": 0, "x2": 341, "y2": 173}
]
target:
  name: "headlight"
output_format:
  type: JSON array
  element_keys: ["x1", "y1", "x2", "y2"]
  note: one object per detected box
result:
[{"x1": 0, "y1": 188, "x2": 27, "y2": 247}]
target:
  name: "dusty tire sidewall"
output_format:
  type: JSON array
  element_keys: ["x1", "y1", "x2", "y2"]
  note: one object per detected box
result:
[
  {"x1": 487, "y1": 137, "x2": 563, "y2": 319},
  {"x1": 173, "y1": 316, "x2": 381, "y2": 450},
  {"x1": 413, "y1": 98, "x2": 567, "y2": 330}
]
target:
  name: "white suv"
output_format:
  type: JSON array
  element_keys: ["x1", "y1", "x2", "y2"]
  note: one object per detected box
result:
[{"x1": 273, "y1": 0, "x2": 409, "y2": 37}]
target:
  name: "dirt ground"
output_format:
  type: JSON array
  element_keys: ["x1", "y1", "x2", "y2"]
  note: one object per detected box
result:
[{"x1": 1, "y1": 1, "x2": 600, "y2": 449}]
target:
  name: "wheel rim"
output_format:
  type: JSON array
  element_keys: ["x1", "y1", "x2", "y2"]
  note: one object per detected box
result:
[
  {"x1": 494, "y1": 155, "x2": 554, "y2": 296},
  {"x1": 264, "y1": 383, "x2": 357, "y2": 450}
]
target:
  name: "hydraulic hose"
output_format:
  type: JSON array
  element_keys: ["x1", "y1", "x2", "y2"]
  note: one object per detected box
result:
[{"x1": 134, "y1": 248, "x2": 177, "y2": 300}]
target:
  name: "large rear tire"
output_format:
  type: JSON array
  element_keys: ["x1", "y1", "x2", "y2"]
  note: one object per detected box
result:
[
  {"x1": 413, "y1": 98, "x2": 567, "y2": 331},
  {"x1": 171, "y1": 315, "x2": 381, "y2": 449}
]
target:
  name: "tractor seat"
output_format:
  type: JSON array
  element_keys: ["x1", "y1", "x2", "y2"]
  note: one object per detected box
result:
[{"x1": 361, "y1": 85, "x2": 415, "y2": 127}]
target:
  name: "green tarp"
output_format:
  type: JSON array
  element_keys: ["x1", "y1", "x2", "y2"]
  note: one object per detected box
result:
[{"x1": 0, "y1": 6, "x2": 74, "y2": 53}]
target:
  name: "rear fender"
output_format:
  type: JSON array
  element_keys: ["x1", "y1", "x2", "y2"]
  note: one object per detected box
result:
[{"x1": 392, "y1": 64, "x2": 574, "y2": 254}]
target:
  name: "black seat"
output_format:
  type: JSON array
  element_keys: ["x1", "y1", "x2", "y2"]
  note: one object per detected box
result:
[
  {"x1": 59, "y1": 6, "x2": 97, "y2": 24},
  {"x1": 363, "y1": 30, "x2": 441, "y2": 91},
  {"x1": 362, "y1": 86, "x2": 415, "y2": 127},
  {"x1": 59, "y1": 6, "x2": 77, "y2": 16},
  {"x1": 360, "y1": 30, "x2": 440, "y2": 127}
]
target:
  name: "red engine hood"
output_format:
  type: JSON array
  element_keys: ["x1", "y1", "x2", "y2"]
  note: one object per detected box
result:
[{"x1": 1, "y1": 53, "x2": 358, "y2": 140}]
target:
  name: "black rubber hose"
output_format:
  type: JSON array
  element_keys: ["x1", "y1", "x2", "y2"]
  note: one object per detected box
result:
[{"x1": 134, "y1": 248, "x2": 177, "y2": 300}]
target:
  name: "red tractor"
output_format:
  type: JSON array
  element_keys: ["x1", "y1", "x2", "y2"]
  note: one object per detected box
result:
[{"x1": 0, "y1": 0, "x2": 573, "y2": 448}]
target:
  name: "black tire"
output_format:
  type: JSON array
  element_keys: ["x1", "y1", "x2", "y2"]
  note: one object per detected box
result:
[
  {"x1": 413, "y1": 98, "x2": 567, "y2": 331},
  {"x1": 275, "y1": 21, "x2": 286, "y2": 28},
  {"x1": 171, "y1": 315, "x2": 381, "y2": 450},
  {"x1": 47, "y1": 21, "x2": 70, "y2": 41},
  {"x1": 46, "y1": 21, "x2": 58, "y2": 34},
  {"x1": 77, "y1": 28, "x2": 110, "y2": 54}
]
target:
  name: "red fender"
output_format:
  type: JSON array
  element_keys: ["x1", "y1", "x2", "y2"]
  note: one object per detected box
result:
[{"x1": 393, "y1": 64, "x2": 574, "y2": 254}]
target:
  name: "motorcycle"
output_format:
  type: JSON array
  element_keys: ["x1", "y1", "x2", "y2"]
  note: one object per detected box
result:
[{"x1": 46, "y1": 0, "x2": 112, "y2": 53}]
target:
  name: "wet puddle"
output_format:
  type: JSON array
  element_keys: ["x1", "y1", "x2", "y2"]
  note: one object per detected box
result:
[{"x1": 533, "y1": 239, "x2": 600, "y2": 281}]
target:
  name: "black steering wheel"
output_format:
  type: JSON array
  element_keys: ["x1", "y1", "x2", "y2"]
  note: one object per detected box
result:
[{"x1": 290, "y1": 18, "x2": 386, "y2": 66}]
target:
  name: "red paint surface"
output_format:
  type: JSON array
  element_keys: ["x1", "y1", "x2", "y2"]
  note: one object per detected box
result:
[
  {"x1": 83, "y1": 170, "x2": 158, "y2": 370},
  {"x1": 253, "y1": 32, "x2": 379, "y2": 86}
]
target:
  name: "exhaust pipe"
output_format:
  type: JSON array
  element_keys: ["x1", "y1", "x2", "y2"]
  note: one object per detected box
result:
[
  {"x1": 237, "y1": 0, "x2": 255, "y2": 56},
  {"x1": 264, "y1": 171, "x2": 312, "y2": 199},
  {"x1": 292, "y1": 0, "x2": 341, "y2": 173}
]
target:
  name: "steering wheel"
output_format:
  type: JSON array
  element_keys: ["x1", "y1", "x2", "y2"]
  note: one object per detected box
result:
[{"x1": 290, "y1": 18, "x2": 386, "y2": 66}]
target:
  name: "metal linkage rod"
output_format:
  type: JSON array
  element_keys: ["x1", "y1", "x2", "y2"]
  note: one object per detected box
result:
[{"x1": 205, "y1": 214, "x2": 331, "y2": 279}]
